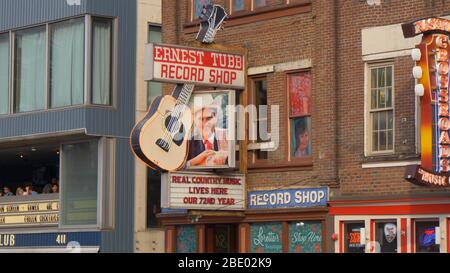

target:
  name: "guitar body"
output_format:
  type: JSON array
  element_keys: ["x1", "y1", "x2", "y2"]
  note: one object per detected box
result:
[{"x1": 131, "y1": 95, "x2": 193, "y2": 171}]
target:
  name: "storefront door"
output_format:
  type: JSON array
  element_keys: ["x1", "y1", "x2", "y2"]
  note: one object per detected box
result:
[{"x1": 206, "y1": 224, "x2": 238, "y2": 253}]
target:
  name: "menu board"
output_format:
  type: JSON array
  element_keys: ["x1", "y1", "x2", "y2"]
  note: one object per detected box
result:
[
  {"x1": 176, "y1": 226, "x2": 197, "y2": 253},
  {"x1": 289, "y1": 222, "x2": 322, "y2": 253},
  {"x1": 250, "y1": 223, "x2": 283, "y2": 253}
]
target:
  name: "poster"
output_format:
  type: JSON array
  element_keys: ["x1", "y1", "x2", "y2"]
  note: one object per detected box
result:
[
  {"x1": 250, "y1": 223, "x2": 283, "y2": 253},
  {"x1": 289, "y1": 72, "x2": 311, "y2": 117},
  {"x1": 185, "y1": 90, "x2": 236, "y2": 169},
  {"x1": 291, "y1": 117, "x2": 311, "y2": 158},
  {"x1": 289, "y1": 222, "x2": 322, "y2": 253},
  {"x1": 176, "y1": 226, "x2": 197, "y2": 253}
]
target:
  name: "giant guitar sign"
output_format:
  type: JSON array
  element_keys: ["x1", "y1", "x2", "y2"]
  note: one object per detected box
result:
[
  {"x1": 131, "y1": 4, "x2": 237, "y2": 172},
  {"x1": 403, "y1": 17, "x2": 450, "y2": 187}
]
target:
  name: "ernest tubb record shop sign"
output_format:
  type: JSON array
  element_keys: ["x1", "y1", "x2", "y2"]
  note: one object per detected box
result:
[{"x1": 403, "y1": 17, "x2": 450, "y2": 187}]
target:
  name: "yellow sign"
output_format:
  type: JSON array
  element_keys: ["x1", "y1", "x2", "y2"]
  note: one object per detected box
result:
[{"x1": 0, "y1": 200, "x2": 59, "y2": 227}]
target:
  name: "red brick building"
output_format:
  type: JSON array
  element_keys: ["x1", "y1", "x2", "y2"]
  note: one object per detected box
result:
[{"x1": 157, "y1": 0, "x2": 450, "y2": 253}]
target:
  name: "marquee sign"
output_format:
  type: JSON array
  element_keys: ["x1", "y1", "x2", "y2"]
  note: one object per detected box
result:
[
  {"x1": 0, "y1": 200, "x2": 59, "y2": 227},
  {"x1": 403, "y1": 17, "x2": 450, "y2": 187},
  {"x1": 161, "y1": 172, "x2": 245, "y2": 211},
  {"x1": 144, "y1": 43, "x2": 245, "y2": 89}
]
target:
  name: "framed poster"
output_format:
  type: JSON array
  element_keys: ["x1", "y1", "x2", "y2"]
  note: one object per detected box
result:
[
  {"x1": 289, "y1": 72, "x2": 311, "y2": 118},
  {"x1": 289, "y1": 221, "x2": 323, "y2": 253},
  {"x1": 290, "y1": 117, "x2": 311, "y2": 158},
  {"x1": 185, "y1": 90, "x2": 236, "y2": 170},
  {"x1": 250, "y1": 223, "x2": 283, "y2": 253}
]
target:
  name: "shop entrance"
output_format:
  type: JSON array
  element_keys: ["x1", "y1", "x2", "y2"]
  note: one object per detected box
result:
[{"x1": 206, "y1": 224, "x2": 238, "y2": 253}]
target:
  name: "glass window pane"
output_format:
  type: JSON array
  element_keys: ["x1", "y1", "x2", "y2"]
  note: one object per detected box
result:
[
  {"x1": 250, "y1": 223, "x2": 283, "y2": 253},
  {"x1": 345, "y1": 222, "x2": 365, "y2": 253},
  {"x1": 194, "y1": 0, "x2": 211, "y2": 19},
  {"x1": 233, "y1": 0, "x2": 245, "y2": 11},
  {"x1": 92, "y1": 19, "x2": 112, "y2": 105},
  {"x1": 378, "y1": 67, "x2": 386, "y2": 88},
  {"x1": 255, "y1": 0, "x2": 267, "y2": 8},
  {"x1": 386, "y1": 66, "x2": 392, "y2": 87},
  {"x1": 292, "y1": 117, "x2": 311, "y2": 158},
  {"x1": 14, "y1": 26, "x2": 46, "y2": 113},
  {"x1": 50, "y1": 19, "x2": 85, "y2": 108},
  {"x1": 372, "y1": 131, "x2": 379, "y2": 152},
  {"x1": 379, "y1": 131, "x2": 387, "y2": 150},
  {"x1": 148, "y1": 25, "x2": 161, "y2": 44},
  {"x1": 372, "y1": 112, "x2": 379, "y2": 131},
  {"x1": 379, "y1": 111, "x2": 387, "y2": 130},
  {"x1": 375, "y1": 221, "x2": 398, "y2": 253},
  {"x1": 386, "y1": 87, "x2": 392, "y2": 108},
  {"x1": 378, "y1": 87, "x2": 386, "y2": 108},
  {"x1": 387, "y1": 130, "x2": 393, "y2": 150},
  {"x1": 371, "y1": 88, "x2": 377, "y2": 109},
  {"x1": 61, "y1": 141, "x2": 98, "y2": 226},
  {"x1": 0, "y1": 34, "x2": 9, "y2": 115},
  {"x1": 371, "y1": 68, "x2": 377, "y2": 89},
  {"x1": 415, "y1": 221, "x2": 440, "y2": 253},
  {"x1": 289, "y1": 221, "x2": 323, "y2": 253},
  {"x1": 388, "y1": 110, "x2": 393, "y2": 130}
]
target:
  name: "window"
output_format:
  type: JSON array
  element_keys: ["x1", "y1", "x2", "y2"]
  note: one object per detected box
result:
[
  {"x1": 230, "y1": 0, "x2": 251, "y2": 13},
  {"x1": 193, "y1": 0, "x2": 211, "y2": 20},
  {"x1": 1, "y1": 16, "x2": 114, "y2": 115},
  {"x1": 148, "y1": 25, "x2": 162, "y2": 107},
  {"x1": 288, "y1": 71, "x2": 312, "y2": 160},
  {"x1": 344, "y1": 222, "x2": 365, "y2": 253},
  {"x1": 0, "y1": 33, "x2": 9, "y2": 115},
  {"x1": 92, "y1": 19, "x2": 112, "y2": 105},
  {"x1": 14, "y1": 26, "x2": 46, "y2": 113},
  {"x1": 251, "y1": 77, "x2": 268, "y2": 161},
  {"x1": 289, "y1": 221, "x2": 323, "y2": 253},
  {"x1": 368, "y1": 64, "x2": 394, "y2": 154},
  {"x1": 250, "y1": 222, "x2": 283, "y2": 253},
  {"x1": 0, "y1": 144, "x2": 60, "y2": 197},
  {"x1": 254, "y1": 0, "x2": 267, "y2": 8},
  {"x1": 60, "y1": 138, "x2": 115, "y2": 229},
  {"x1": 233, "y1": 0, "x2": 245, "y2": 12},
  {"x1": 374, "y1": 220, "x2": 398, "y2": 253},
  {"x1": 415, "y1": 220, "x2": 440, "y2": 253},
  {"x1": 50, "y1": 18, "x2": 85, "y2": 108},
  {"x1": 60, "y1": 141, "x2": 98, "y2": 226}
]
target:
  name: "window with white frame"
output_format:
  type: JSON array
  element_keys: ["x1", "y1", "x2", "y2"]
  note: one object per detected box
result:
[
  {"x1": 0, "y1": 15, "x2": 114, "y2": 115},
  {"x1": 367, "y1": 64, "x2": 394, "y2": 154}
]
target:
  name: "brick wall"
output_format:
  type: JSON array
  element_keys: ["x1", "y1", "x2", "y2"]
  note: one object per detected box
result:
[{"x1": 161, "y1": 0, "x2": 450, "y2": 198}]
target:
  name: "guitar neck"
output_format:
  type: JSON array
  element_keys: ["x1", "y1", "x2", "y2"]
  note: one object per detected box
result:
[
  {"x1": 172, "y1": 84, "x2": 195, "y2": 106},
  {"x1": 170, "y1": 5, "x2": 226, "y2": 105}
]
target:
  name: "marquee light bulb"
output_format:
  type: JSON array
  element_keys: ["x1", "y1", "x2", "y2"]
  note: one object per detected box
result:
[
  {"x1": 415, "y1": 84, "x2": 424, "y2": 96},
  {"x1": 413, "y1": 66, "x2": 423, "y2": 79},
  {"x1": 411, "y1": 48, "x2": 422, "y2": 61}
]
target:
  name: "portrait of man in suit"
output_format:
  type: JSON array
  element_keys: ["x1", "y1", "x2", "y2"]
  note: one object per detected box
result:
[{"x1": 186, "y1": 93, "x2": 229, "y2": 168}]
